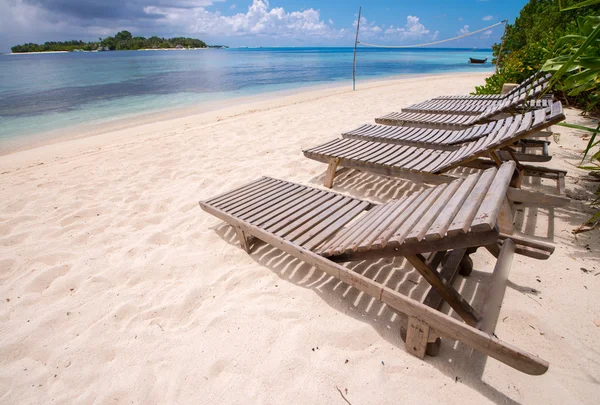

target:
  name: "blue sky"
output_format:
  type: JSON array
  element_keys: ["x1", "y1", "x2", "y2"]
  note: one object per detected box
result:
[{"x1": 0, "y1": 0, "x2": 529, "y2": 52}]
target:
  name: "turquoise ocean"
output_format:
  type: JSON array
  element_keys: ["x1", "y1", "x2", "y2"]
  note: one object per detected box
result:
[{"x1": 0, "y1": 47, "x2": 493, "y2": 149}]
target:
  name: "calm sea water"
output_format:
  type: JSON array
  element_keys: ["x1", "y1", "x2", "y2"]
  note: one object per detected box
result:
[{"x1": 0, "y1": 47, "x2": 493, "y2": 146}]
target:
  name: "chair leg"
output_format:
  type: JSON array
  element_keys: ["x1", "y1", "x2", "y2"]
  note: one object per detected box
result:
[
  {"x1": 407, "y1": 254, "x2": 480, "y2": 327},
  {"x1": 234, "y1": 226, "x2": 252, "y2": 253},
  {"x1": 324, "y1": 158, "x2": 341, "y2": 188},
  {"x1": 404, "y1": 316, "x2": 430, "y2": 359},
  {"x1": 557, "y1": 172, "x2": 566, "y2": 195},
  {"x1": 458, "y1": 247, "x2": 478, "y2": 277}
]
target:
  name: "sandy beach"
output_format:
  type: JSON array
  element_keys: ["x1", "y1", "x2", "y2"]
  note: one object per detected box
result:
[{"x1": 0, "y1": 72, "x2": 598, "y2": 404}]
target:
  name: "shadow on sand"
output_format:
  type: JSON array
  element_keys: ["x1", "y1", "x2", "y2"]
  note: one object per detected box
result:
[{"x1": 205, "y1": 167, "x2": 589, "y2": 404}]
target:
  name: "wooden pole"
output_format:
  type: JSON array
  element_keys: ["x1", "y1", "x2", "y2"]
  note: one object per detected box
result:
[
  {"x1": 495, "y1": 19, "x2": 508, "y2": 74},
  {"x1": 353, "y1": 6, "x2": 362, "y2": 91}
]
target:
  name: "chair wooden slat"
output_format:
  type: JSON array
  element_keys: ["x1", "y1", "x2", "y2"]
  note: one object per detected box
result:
[
  {"x1": 447, "y1": 168, "x2": 497, "y2": 236},
  {"x1": 471, "y1": 162, "x2": 516, "y2": 232}
]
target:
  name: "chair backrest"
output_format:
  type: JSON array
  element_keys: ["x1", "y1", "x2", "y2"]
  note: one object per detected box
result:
[
  {"x1": 504, "y1": 72, "x2": 551, "y2": 97},
  {"x1": 476, "y1": 78, "x2": 551, "y2": 121},
  {"x1": 436, "y1": 102, "x2": 564, "y2": 173}
]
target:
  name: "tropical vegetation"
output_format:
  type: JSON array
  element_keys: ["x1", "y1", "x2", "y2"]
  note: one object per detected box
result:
[
  {"x1": 11, "y1": 31, "x2": 207, "y2": 53},
  {"x1": 481, "y1": 0, "x2": 600, "y2": 229}
]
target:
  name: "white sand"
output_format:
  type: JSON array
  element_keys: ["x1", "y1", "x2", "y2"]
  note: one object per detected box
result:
[{"x1": 0, "y1": 72, "x2": 599, "y2": 404}]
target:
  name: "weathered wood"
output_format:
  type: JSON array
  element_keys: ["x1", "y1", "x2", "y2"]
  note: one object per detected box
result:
[
  {"x1": 425, "y1": 250, "x2": 447, "y2": 271},
  {"x1": 318, "y1": 204, "x2": 385, "y2": 255},
  {"x1": 306, "y1": 103, "x2": 565, "y2": 190},
  {"x1": 280, "y1": 195, "x2": 348, "y2": 239},
  {"x1": 259, "y1": 190, "x2": 327, "y2": 230},
  {"x1": 499, "y1": 233, "x2": 555, "y2": 255},
  {"x1": 422, "y1": 249, "x2": 466, "y2": 309},
  {"x1": 489, "y1": 151, "x2": 503, "y2": 166},
  {"x1": 391, "y1": 186, "x2": 447, "y2": 245},
  {"x1": 324, "y1": 157, "x2": 341, "y2": 188},
  {"x1": 405, "y1": 181, "x2": 460, "y2": 243},
  {"x1": 304, "y1": 201, "x2": 371, "y2": 251},
  {"x1": 425, "y1": 174, "x2": 479, "y2": 241},
  {"x1": 234, "y1": 226, "x2": 251, "y2": 253},
  {"x1": 477, "y1": 239, "x2": 516, "y2": 334},
  {"x1": 497, "y1": 150, "x2": 551, "y2": 163},
  {"x1": 332, "y1": 229, "x2": 499, "y2": 263},
  {"x1": 557, "y1": 173, "x2": 566, "y2": 195},
  {"x1": 447, "y1": 168, "x2": 496, "y2": 236},
  {"x1": 471, "y1": 162, "x2": 516, "y2": 232},
  {"x1": 506, "y1": 187, "x2": 569, "y2": 207},
  {"x1": 406, "y1": 254, "x2": 480, "y2": 326},
  {"x1": 497, "y1": 198, "x2": 515, "y2": 235},
  {"x1": 370, "y1": 191, "x2": 432, "y2": 249},
  {"x1": 199, "y1": 174, "x2": 553, "y2": 375},
  {"x1": 201, "y1": 200, "x2": 549, "y2": 375},
  {"x1": 405, "y1": 317, "x2": 430, "y2": 359},
  {"x1": 205, "y1": 177, "x2": 270, "y2": 206},
  {"x1": 294, "y1": 200, "x2": 368, "y2": 248}
]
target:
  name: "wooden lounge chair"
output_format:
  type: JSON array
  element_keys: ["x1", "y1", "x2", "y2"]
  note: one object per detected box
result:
[
  {"x1": 304, "y1": 104, "x2": 568, "y2": 197},
  {"x1": 342, "y1": 103, "x2": 562, "y2": 162},
  {"x1": 376, "y1": 87, "x2": 553, "y2": 130},
  {"x1": 433, "y1": 72, "x2": 551, "y2": 101},
  {"x1": 199, "y1": 161, "x2": 554, "y2": 375},
  {"x1": 402, "y1": 76, "x2": 550, "y2": 115}
]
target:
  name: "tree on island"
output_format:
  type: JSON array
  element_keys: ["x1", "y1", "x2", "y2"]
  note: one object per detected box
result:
[{"x1": 11, "y1": 31, "x2": 208, "y2": 53}]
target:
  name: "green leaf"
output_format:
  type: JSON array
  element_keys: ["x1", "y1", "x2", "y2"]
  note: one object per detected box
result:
[
  {"x1": 580, "y1": 124, "x2": 600, "y2": 163},
  {"x1": 558, "y1": 122, "x2": 600, "y2": 133},
  {"x1": 547, "y1": 24, "x2": 600, "y2": 90},
  {"x1": 581, "y1": 16, "x2": 600, "y2": 36},
  {"x1": 566, "y1": 82, "x2": 596, "y2": 96},
  {"x1": 579, "y1": 57, "x2": 600, "y2": 69},
  {"x1": 563, "y1": 68, "x2": 599, "y2": 86},
  {"x1": 560, "y1": 0, "x2": 600, "y2": 11},
  {"x1": 542, "y1": 55, "x2": 581, "y2": 72},
  {"x1": 588, "y1": 210, "x2": 600, "y2": 225},
  {"x1": 554, "y1": 34, "x2": 587, "y2": 48}
]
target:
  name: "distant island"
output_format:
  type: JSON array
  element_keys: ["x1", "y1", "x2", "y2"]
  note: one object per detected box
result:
[{"x1": 10, "y1": 31, "x2": 224, "y2": 53}]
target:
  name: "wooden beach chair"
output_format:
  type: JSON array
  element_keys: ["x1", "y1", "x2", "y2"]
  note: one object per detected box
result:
[
  {"x1": 432, "y1": 72, "x2": 550, "y2": 101},
  {"x1": 402, "y1": 75, "x2": 551, "y2": 115},
  {"x1": 199, "y1": 161, "x2": 554, "y2": 375},
  {"x1": 342, "y1": 103, "x2": 563, "y2": 162},
  {"x1": 304, "y1": 104, "x2": 568, "y2": 197},
  {"x1": 376, "y1": 84, "x2": 554, "y2": 130}
]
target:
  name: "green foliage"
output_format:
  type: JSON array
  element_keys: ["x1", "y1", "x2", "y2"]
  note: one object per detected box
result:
[
  {"x1": 542, "y1": 15, "x2": 600, "y2": 110},
  {"x1": 542, "y1": 0, "x2": 600, "y2": 227},
  {"x1": 474, "y1": 0, "x2": 600, "y2": 96},
  {"x1": 11, "y1": 31, "x2": 208, "y2": 53}
]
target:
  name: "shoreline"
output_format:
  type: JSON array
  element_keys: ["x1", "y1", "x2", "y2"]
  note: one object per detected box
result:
[
  {"x1": 3, "y1": 48, "x2": 214, "y2": 55},
  {"x1": 0, "y1": 71, "x2": 491, "y2": 157}
]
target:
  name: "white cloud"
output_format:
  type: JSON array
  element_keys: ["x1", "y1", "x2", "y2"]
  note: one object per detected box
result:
[
  {"x1": 480, "y1": 29, "x2": 493, "y2": 39},
  {"x1": 384, "y1": 16, "x2": 432, "y2": 41},
  {"x1": 0, "y1": 0, "x2": 454, "y2": 50},
  {"x1": 353, "y1": 15, "x2": 383, "y2": 37},
  {"x1": 157, "y1": 0, "x2": 340, "y2": 39},
  {"x1": 482, "y1": 15, "x2": 494, "y2": 21},
  {"x1": 458, "y1": 17, "x2": 463, "y2": 21},
  {"x1": 458, "y1": 25, "x2": 470, "y2": 35}
]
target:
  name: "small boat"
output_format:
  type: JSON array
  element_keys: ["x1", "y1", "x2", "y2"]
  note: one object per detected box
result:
[{"x1": 469, "y1": 57, "x2": 488, "y2": 64}]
